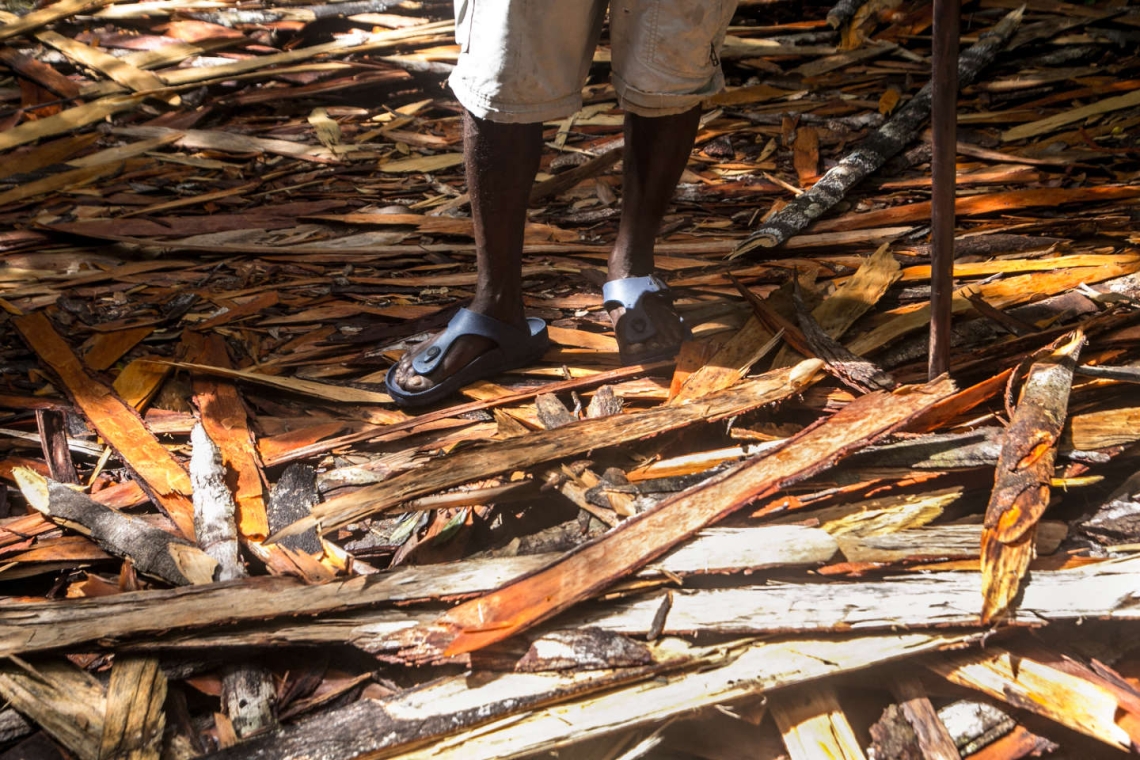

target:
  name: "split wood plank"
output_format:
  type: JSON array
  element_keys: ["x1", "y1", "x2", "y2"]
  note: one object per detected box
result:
[
  {"x1": 0, "y1": 524, "x2": 836, "y2": 658},
  {"x1": 68, "y1": 554, "x2": 1140, "y2": 656},
  {"x1": 770, "y1": 684, "x2": 867, "y2": 760},
  {"x1": 13, "y1": 468, "x2": 216, "y2": 586},
  {"x1": 891, "y1": 675, "x2": 961, "y2": 760},
  {"x1": 981, "y1": 330, "x2": 1084, "y2": 623},
  {"x1": 13, "y1": 313, "x2": 196, "y2": 538},
  {"x1": 280, "y1": 360, "x2": 825, "y2": 538},
  {"x1": 188, "y1": 334, "x2": 269, "y2": 542},
  {"x1": 213, "y1": 633, "x2": 976, "y2": 760},
  {"x1": 0, "y1": 659, "x2": 106, "y2": 760},
  {"x1": 402, "y1": 375, "x2": 956, "y2": 662},
  {"x1": 100, "y1": 657, "x2": 166, "y2": 760},
  {"x1": 1002, "y1": 87, "x2": 1140, "y2": 142}
]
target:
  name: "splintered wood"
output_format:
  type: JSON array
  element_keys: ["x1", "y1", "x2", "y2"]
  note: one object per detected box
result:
[{"x1": 4, "y1": 0, "x2": 1140, "y2": 757}]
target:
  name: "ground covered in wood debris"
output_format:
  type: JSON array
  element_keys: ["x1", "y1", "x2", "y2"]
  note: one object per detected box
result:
[{"x1": 3, "y1": 0, "x2": 1140, "y2": 757}]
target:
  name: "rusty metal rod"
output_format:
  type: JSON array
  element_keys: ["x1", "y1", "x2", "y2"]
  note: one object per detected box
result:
[{"x1": 928, "y1": 0, "x2": 960, "y2": 380}]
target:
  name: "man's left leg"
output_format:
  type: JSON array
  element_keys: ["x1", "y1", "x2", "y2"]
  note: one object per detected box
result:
[{"x1": 605, "y1": 105, "x2": 701, "y2": 363}]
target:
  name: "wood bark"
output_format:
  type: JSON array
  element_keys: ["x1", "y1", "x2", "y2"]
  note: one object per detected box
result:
[
  {"x1": 731, "y1": 8, "x2": 1023, "y2": 255},
  {"x1": 99, "y1": 656, "x2": 166, "y2": 760},
  {"x1": 981, "y1": 330, "x2": 1084, "y2": 623}
]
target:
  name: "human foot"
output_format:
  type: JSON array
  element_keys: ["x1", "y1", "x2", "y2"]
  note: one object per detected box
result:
[
  {"x1": 386, "y1": 308, "x2": 550, "y2": 407},
  {"x1": 603, "y1": 275, "x2": 691, "y2": 365}
]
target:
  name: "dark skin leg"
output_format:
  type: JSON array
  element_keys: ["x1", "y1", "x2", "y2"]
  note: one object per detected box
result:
[
  {"x1": 607, "y1": 105, "x2": 701, "y2": 360},
  {"x1": 391, "y1": 111, "x2": 543, "y2": 394}
]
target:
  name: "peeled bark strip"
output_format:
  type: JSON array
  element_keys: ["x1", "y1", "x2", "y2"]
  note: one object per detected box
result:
[
  {"x1": 12, "y1": 468, "x2": 215, "y2": 586},
  {"x1": 402, "y1": 376, "x2": 956, "y2": 662},
  {"x1": 731, "y1": 8, "x2": 1023, "y2": 256},
  {"x1": 12, "y1": 312, "x2": 197, "y2": 539},
  {"x1": 190, "y1": 423, "x2": 278, "y2": 738},
  {"x1": 35, "y1": 409, "x2": 79, "y2": 484},
  {"x1": 980, "y1": 330, "x2": 1085, "y2": 624},
  {"x1": 100, "y1": 657, "x2": 167, "y2": 760}
]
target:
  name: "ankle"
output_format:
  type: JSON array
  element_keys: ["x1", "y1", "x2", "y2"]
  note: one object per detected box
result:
[{"x1": 468, "y1": 294, "x2": 525, "y2": 325}]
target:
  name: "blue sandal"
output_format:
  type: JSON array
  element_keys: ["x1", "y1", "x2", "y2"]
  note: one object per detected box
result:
[
  {"x1": 385, "y1": 308, "x2": 549, "y2": 407},
  {"x1": 603, "y1": 275, "x2": 691, "y2": 365}
]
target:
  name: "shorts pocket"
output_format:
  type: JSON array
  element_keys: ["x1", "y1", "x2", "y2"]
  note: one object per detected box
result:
[
  {"x1": 647, "y1": 0, "x2": 735, "y2": 80},
  {"x1": 454, "y1": 0, "x2": 474, "y2": 53}
]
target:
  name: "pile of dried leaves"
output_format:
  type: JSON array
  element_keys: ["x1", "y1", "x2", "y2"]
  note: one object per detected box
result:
[{"x1": 3, "y1": 0, "x2": 1140, "y2": 757}]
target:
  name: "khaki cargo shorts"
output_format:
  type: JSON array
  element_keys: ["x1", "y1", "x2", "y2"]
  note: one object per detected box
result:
[{"x1": 449, "y1": 0, "x2": 738, "y2": 123}]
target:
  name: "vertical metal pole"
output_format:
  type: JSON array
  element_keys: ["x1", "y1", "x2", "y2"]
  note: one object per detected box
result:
[{"x1": 928, "y1": 0, "x2": 960, "y2": 380}]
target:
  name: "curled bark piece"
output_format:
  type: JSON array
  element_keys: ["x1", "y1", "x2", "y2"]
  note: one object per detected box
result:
[
  {"x1": 12, "y1": 467, "x2": 215, "y2": 586},
  {"x1": 731, "y1": 8, "x2": 1023, "y2": 257},
  {"x1": 980, "y1": 330, "x2": 1085, "y2": 624}
]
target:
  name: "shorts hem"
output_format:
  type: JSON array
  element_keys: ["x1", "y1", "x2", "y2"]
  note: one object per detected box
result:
[
  {"x1": 449, "y1": 74, "x2": 583, "y2": 124},
  {"x1": 613, "y1": 70, "x2": 726, "y2": 117}
]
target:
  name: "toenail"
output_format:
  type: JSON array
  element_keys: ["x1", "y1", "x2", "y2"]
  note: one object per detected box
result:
[{"x1": 425, "y1": 346, "x2": 441, "y2": 360}]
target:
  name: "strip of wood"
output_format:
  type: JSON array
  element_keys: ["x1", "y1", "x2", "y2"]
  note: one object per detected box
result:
[
  {"x1": 0, "y1": 0, "x2": 115, "y2": 41},
  {"x1": 12, "y1": 313, "x2": 196, "y2": 538},
  {"x1": 1002, "y1": 87, "x2": 1140, "y2": 142}
]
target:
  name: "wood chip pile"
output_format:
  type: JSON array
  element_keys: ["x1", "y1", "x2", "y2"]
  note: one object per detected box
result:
[{"x1": 3, "y1": 0, "x2": 1140, "y2": 757}]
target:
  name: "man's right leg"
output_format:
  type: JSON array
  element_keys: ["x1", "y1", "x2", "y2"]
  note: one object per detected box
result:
[{"x1": 388, "y1": 112, "x2": 543, "y2": 395}]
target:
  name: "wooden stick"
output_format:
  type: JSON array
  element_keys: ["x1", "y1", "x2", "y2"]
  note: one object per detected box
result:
[
  {"x1": 928, "y1": 0, "x2": 960, "y2": 379},
  {"x1": 12, "y1": 468, "x2": 215, "y2": 586},
  {"x1": 731, "y1": 8, "x2": 1022, "y2": 256}
]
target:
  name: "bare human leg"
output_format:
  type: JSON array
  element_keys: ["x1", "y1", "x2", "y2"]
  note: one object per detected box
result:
[
  {"x1": 606, "y1": 105, "x2": 701, "y2": 362},
  {"x1": 390, "y1": 111, "x2": 544, "y2": 395}
]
